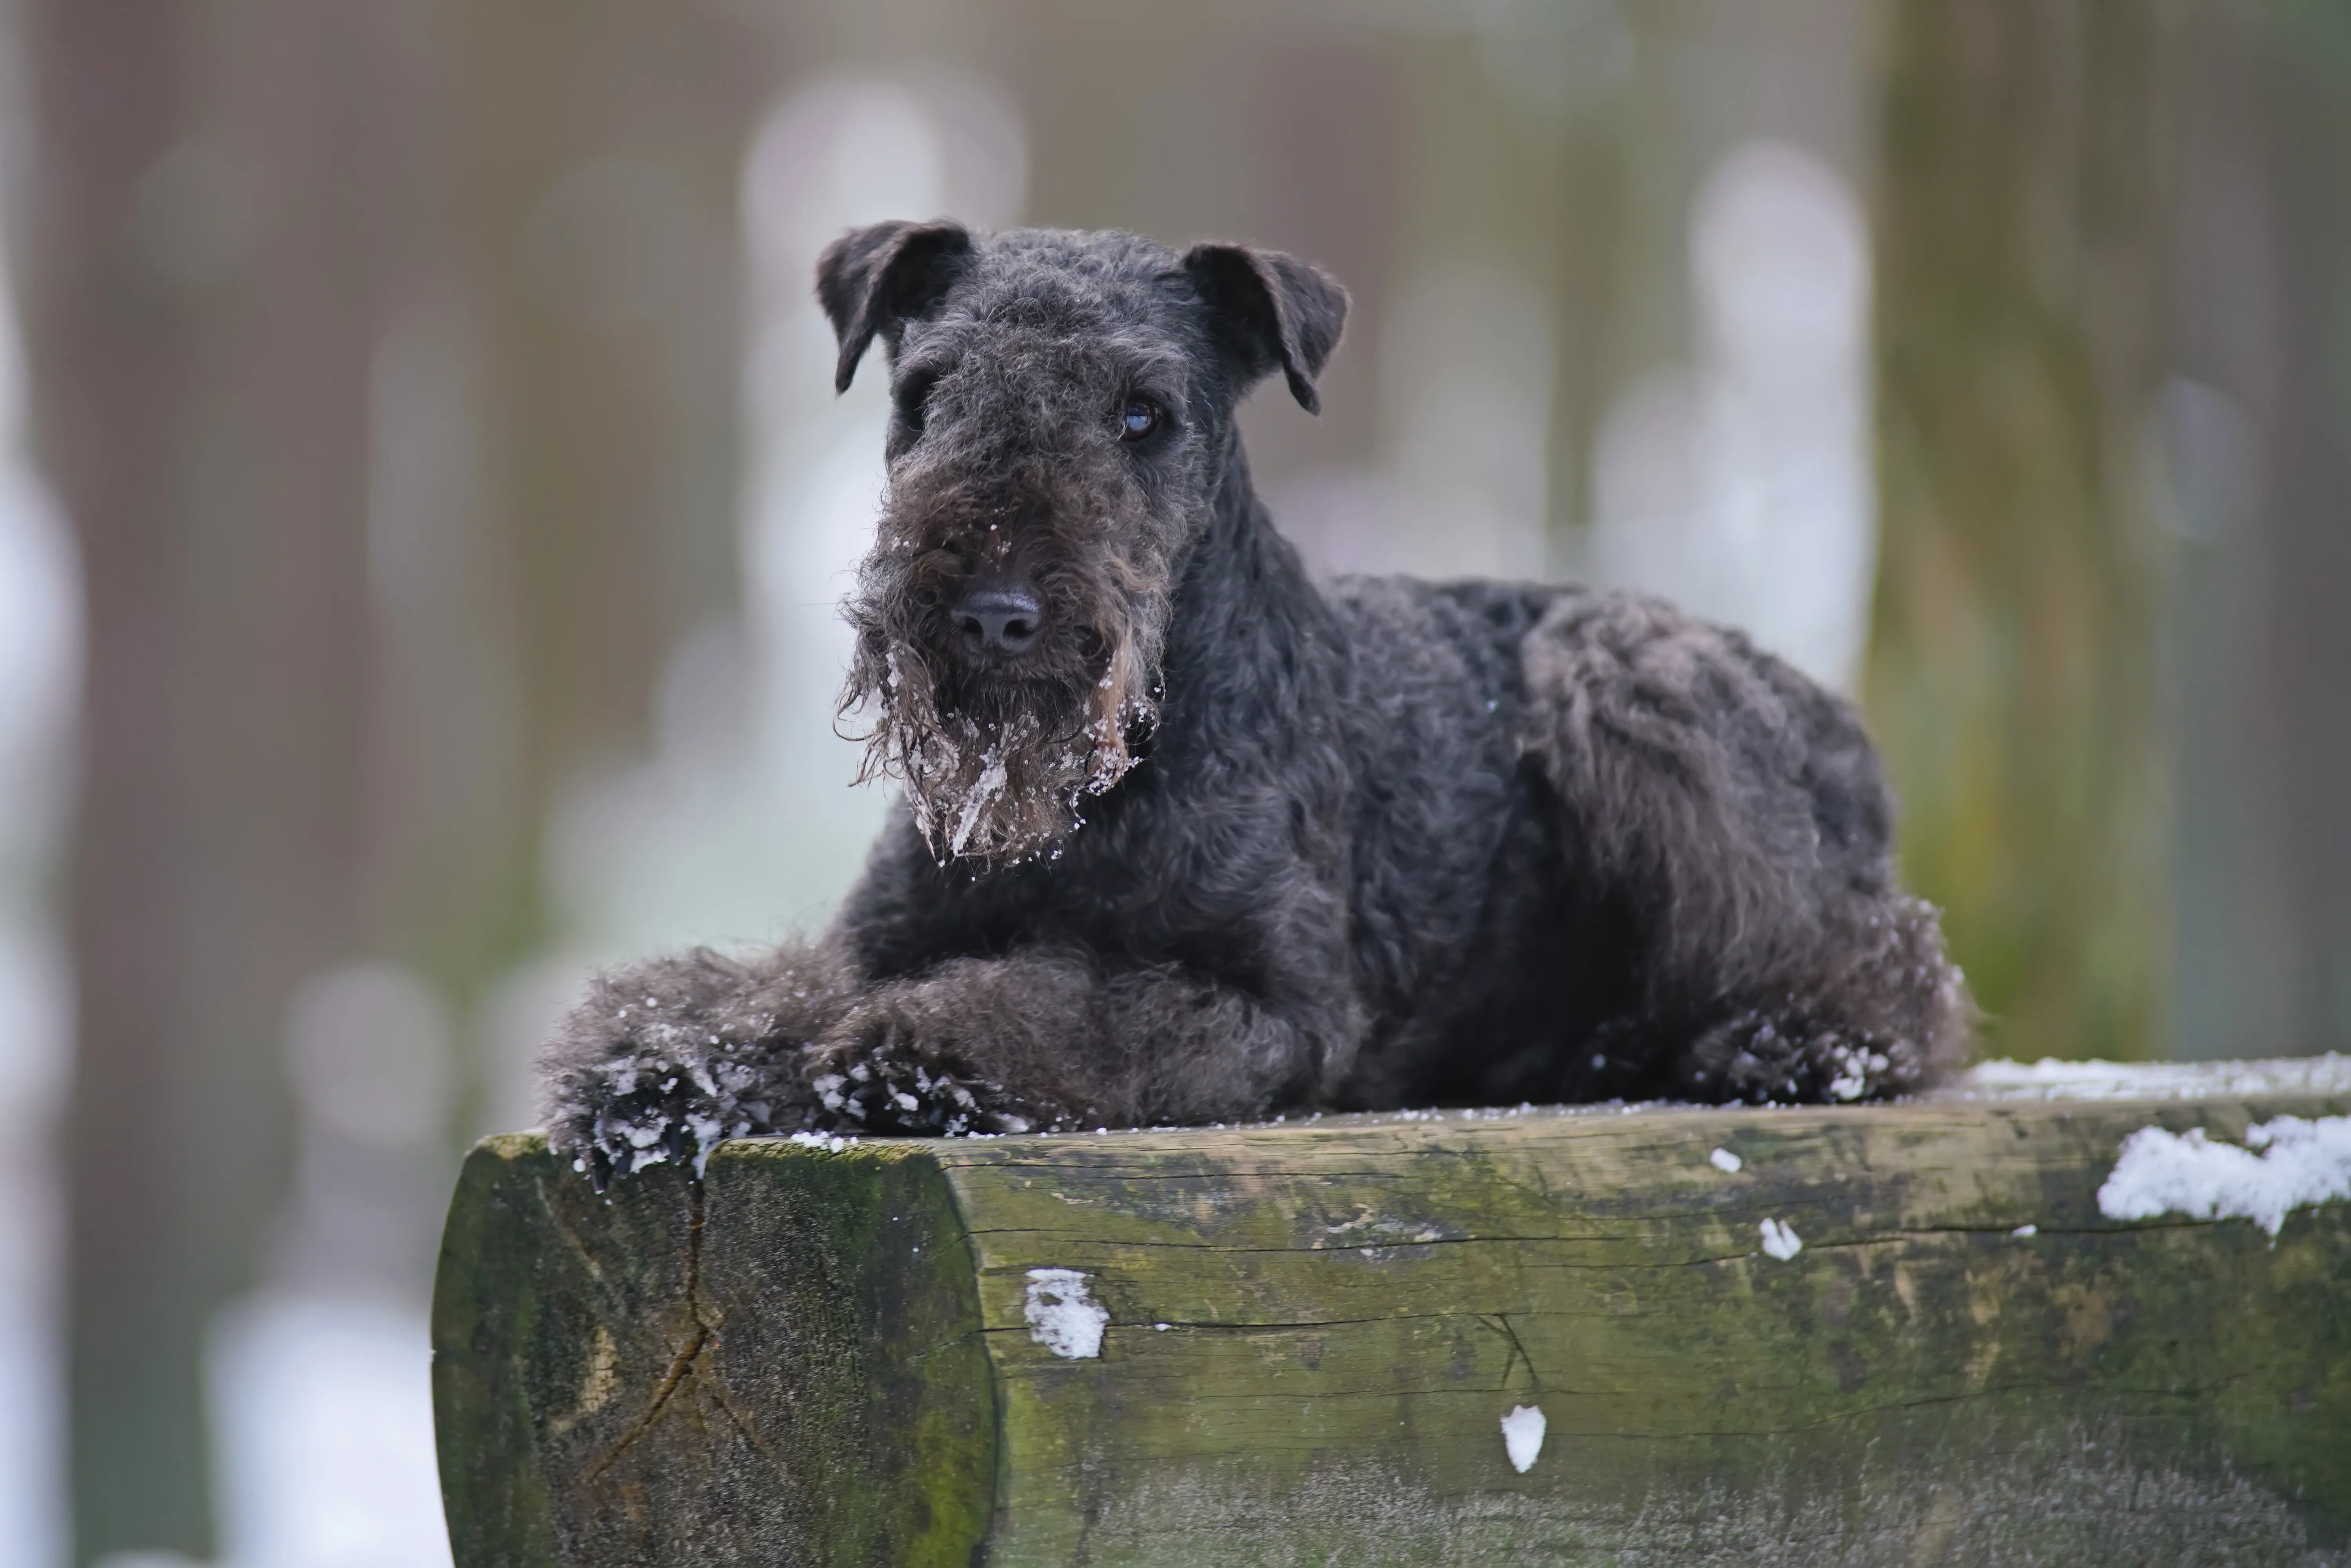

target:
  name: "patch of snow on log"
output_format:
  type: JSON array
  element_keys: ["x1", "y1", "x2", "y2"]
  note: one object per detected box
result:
[
  {"x1": 1024, "y1": 1268, "x2": 1109, "y2": 1359},
  {"x1": 1500, "y1": 1405, "x2": 1545, "y2": 1473},
  {"x1": 1708, "y1": 1147, "x2": 1742, "y2": 1173},
  {"x1": 1759, "y1": 1217, "x2": 1802, "y2": 1260},
  {"x1": 1955, "y1": 1054, "x2": 2351, "y2": 1103},
  {"x1": 2097, "y1": 1115, "x2": 2351, "y2": 1240}
]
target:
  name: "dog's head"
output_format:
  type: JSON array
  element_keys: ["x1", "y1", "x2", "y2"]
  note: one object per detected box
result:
[{"x1": 817, "y1": 224, "x2": 1347, "y2": 865}]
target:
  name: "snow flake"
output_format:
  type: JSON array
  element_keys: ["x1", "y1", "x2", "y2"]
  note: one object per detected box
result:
[{"x1": 1759, "y1": 1217, "x2": 1803, "y2": 1260}]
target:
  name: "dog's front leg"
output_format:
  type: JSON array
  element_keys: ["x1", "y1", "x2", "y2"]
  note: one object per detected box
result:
[
  {"x1": 815, "y1": 948, "x2": 1347, "y2": 1133},
  {"x1": 538, "y1": 942, "x2": 857, "y2": 1188}
]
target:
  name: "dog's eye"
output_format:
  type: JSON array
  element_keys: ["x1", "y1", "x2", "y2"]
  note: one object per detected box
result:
[{"x1": 1118, "y1": 398, "x2": 1161, "y2": 442}]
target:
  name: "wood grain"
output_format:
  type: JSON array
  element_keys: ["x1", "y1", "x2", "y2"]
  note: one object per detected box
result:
[{"x1": 434, "y1": 1086, "x2": 2351, "y2": 1566}]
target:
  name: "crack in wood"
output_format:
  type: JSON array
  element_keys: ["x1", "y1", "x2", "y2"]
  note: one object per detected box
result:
[
  {"x1": 586, "y1": 1181, "x2": 713, "y2": 1482},
  {"x1": 1477, "y1": 1313, "x2": 1541, "y2": 1394}
]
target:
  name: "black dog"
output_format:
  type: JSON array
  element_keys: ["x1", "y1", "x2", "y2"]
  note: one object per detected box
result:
[{"x1": 542, "y1": 224, "x2": 1969, "y2": 1186}]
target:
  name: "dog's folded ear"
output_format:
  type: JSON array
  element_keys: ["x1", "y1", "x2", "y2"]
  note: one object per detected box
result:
[
  {"x1": 1181, "y1": 243, "x2": 1349, "y2": 414},
  {"x1": 816, "y1": 220, "x2": 974, "y2": 394}
]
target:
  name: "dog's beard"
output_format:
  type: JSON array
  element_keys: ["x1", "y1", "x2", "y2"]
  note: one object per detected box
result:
[{"x1": 840, "y1": 565, "x2": 1163, "y2": 867}]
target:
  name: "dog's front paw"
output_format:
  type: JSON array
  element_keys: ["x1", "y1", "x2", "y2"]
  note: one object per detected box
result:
[
  {"x1": 809, "y1": 1054, "x2": 1030, "y2": 1137},
  {"x1": 565, "y1": 1054, "x2": 782, "y2": 1191},
  {"x1": 539, "y1": 949, "x2": 839, "y2": 1188},
  {"x1": 810, "y1": 996, "x2": 1062, "y2": 1137},
  {"x1": 1681, "y1": 1009, "x2": 1914, "y2": 1106}
]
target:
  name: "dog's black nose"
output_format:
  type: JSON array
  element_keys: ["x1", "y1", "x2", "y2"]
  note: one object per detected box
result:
[{"x1": 954, "y1": 582, "x2": 1045, "y2": 657}]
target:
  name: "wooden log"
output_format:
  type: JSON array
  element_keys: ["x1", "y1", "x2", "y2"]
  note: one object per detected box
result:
[{"x1": 432, "y1": 1062, "x2": 2351, "y2": 1566}]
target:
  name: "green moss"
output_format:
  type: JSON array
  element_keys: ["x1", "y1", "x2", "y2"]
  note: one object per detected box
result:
[
  {"x1": 430, "y1": 1139, "x2": 564, "y2": 1568},
  {"x1": 432, "y1": 1135, "x2": 995, "y2": 1567},
  {"x1": 437, "y1": 1099, "x2": 2351, "y2": 1566}
]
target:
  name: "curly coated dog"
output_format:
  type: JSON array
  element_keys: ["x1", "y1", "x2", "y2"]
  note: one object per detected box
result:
[{"x1": 541, "y1": 223, "x2": 1970, "y2": 1187}]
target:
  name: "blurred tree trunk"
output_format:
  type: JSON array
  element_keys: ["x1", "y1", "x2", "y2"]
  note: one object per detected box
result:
[
  {"x1": 2152, "y1": 0, "x2": 2351, "y2": 1061},
  {"x1": 2252, "y1": 3, "x2": 2351, "y2": 1056},
  {"x1": 17, "y1": 0, "x2": 379, "y2": 1557},
  {"x1": 379, "y1": 0, "x2": 766, "y2": 1006},
  {"x1": 1867, "y1": 2, "x2": 2179, "y2": 1061},
  {"x1": 15, "y1": 0, "x2": 770, "y2": 1558}
]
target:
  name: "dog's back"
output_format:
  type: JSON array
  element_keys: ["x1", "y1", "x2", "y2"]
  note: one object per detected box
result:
[{"x1": 1324, "y1": 573, "x2": 1960, "y2": 1111}]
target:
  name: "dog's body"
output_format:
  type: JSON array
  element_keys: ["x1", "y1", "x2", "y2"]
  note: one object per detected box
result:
[{"x1": 542, "y1": 225, "x2": 1967, "y2": 1185}]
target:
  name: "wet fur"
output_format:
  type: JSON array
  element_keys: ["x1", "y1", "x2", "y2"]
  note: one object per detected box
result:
[{"x1": 541, "y1": 225, "x2": 1970, "y2": 1185}]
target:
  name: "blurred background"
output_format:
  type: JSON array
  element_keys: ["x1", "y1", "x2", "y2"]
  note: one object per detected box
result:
[{"x1": 0, "y1": 0, "x2": 2341, "y2": 1562}]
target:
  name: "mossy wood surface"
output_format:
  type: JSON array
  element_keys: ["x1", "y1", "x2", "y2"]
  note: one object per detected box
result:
[{"x1": 433, "y1": 1088, "x2": 2351, "y2": 1566}]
